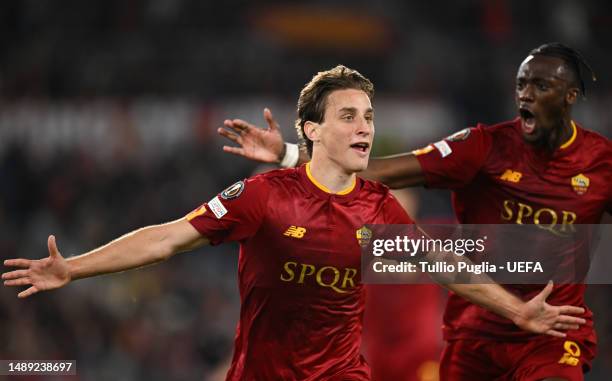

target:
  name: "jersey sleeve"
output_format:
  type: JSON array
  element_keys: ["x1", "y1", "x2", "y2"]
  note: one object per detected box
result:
[
  {"x1": 185, "y1": 175, "x2": 270, "y2": 245},
  {"x1": 414, "y1": 125, "x2": 492, "y2": 190}
]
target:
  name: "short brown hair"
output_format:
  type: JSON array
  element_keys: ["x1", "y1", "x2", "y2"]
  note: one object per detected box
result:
[{"x1": 295, "y1": 65, "x2": 374, "y2": 157}]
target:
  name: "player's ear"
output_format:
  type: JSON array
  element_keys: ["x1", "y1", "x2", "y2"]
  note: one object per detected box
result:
[
  {"x1": 566, "y1": 87, "x2": 579, "y2": 105},
  {"x1": 304, "y1": 121, "x2": 320, "y2": 142}
]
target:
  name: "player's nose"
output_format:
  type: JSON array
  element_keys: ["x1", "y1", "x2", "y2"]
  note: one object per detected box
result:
[
  {"x1": 518, "y1": 85, "x2": 535, "y2": 103},
  {"x1": 355, "y1": 116, "x2": 372, "y2": 136}
]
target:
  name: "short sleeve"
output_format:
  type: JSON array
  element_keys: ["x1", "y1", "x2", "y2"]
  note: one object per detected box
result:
[
  {"x1": 186, "y1": 175, "x2": 270, "y2": 245},
  {"x1": 414, "y1": 125, "x2": 492, "y2": 190},
  {"x1": 383, "y1": 192, "x2": 415, "y2": 224}
]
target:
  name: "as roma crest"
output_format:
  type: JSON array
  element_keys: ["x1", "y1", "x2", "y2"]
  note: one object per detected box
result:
[
  {"x1": 445, "y1": 128, "x2": 471, "y2": 142},
  {"x1": 571, "y1": 174, "x2": 589, "y2": 195},
  {"x1": 221, "y1": 181, "x2": 245, "y2": 200},
  {"x1": 356, "y1": 226, "x2": 372, "y2": 247}
]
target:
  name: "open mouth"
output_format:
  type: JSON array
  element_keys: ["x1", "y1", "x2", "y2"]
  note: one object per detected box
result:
[
  {"x1": 519, "y1": 107, "x2": 536, "y2": 134},
  {"x1": 350, "y1": 142, "x2": 370, "y2": 153}
]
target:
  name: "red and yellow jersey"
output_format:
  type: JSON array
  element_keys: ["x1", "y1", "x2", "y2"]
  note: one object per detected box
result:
[
  {"x1": 187, "y1": 163, "x2": 413, "y2": 381},
  {"x1": 415, "y1": 118, "x2": 612, "y2": 341}
]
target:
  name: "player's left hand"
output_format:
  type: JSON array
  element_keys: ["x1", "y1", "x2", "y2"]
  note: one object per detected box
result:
[{"x1": 513, "y1": 280, "x2": 586, "y2": 338}]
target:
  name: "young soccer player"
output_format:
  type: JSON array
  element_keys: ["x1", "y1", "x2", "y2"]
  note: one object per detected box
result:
[{"x1": 4, "y1": 64, "x2": 588, "y2": 381}]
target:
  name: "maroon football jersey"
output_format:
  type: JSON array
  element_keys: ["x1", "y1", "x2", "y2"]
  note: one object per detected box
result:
[
  {"x1": 415, "y1": 118, "x2": 612, "y2": 341},
  {"x1": 187, "y1": 163, "x2": 413, "y2": 380}
]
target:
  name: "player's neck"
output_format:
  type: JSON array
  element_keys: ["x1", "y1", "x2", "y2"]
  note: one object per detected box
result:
[
  {"x1": 541, "y1": 118, "x2": 575, "y2": 154},
  {"x1": 307, "y1": 156, "x2": 356, "y2": 194},
  {"x1": 556, "y1": 118, "x2": 575, "y2": 148}
]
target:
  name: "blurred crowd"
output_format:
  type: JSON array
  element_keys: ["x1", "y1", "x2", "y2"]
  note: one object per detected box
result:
[
  {"x1": 0, "y1": 139, "x2": 245, "y2": 380},
  {"x1": 1, "y1": 1, "x2": 611, "y2": 380}
]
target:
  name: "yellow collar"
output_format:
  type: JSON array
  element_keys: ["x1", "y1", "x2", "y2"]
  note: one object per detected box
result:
[
  {"x1": 305, "y1": 162, "x2": 356, "y2": 195},
  {"x1": 560, "y1": 121, "x2": 577, "y2": 150}
]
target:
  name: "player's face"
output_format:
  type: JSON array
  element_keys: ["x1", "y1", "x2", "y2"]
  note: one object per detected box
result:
[
  {"x1": 316, "y1": 88, "x2": 374, "y2": 173},
  {"x1": 515, "y1": 55, "x2": 578, "y2": 146}
]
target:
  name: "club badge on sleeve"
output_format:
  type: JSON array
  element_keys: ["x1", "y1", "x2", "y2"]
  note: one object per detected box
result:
[
  {"x1": 445, "y1": 128, "x2": 471, "y2": 142},
  {"x1": 221, "y1": 181, "x2": 245, "y2": 200}
]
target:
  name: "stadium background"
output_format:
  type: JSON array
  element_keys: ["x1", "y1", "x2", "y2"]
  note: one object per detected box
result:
[{"x1": 0, "y1": 1, "x2": 611, "y2": 380}]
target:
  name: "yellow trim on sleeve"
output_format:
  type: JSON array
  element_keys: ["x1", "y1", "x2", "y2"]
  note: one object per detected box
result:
[
  {"x1": 186, "y1": 205, "x2": 206, "y2": 221},
  {"x1": 560, "y1": 121, "x2": 577, "y2": 150},
  {"x1": 305, "y1": 162, "x2": 356, "y2": 195}
]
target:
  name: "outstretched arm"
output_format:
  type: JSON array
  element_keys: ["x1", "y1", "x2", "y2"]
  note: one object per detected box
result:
[
  {"x1": 362, "y1": 154, "x2": 425, "y2": 188},
  {"x1": 2, "y1": 218, "x2": 207, "y2": 298},
  {"x1": 218, "y1": 108, "x2": 426, "y2": 188},
  {"x1": 410, "y1": 224, "x2": 586, "y2": 337},
  {"x1": 375, "y1": 253, "x2": 586, "y2": 338}
]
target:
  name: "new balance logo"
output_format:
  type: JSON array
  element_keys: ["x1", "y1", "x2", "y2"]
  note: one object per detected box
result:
[
  {"x1": 284, "y1": 226, "x2": 306, "y2": 238},
  {"x1": 500, "y1": 169, "x2": 522, "y2": 183}
]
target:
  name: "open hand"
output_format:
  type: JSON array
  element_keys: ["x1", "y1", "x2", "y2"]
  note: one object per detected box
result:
[
  {"x1": 513, "y1": 281, "x2": 586, "y2": 338},
  {"x1": 3, "y1": 235, "x2": 71, "y2": 298},
  {"x1": 218, "y1": 108, "x2": 286, "y2": 163}
]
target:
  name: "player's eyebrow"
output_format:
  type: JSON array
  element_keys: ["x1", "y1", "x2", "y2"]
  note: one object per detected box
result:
[
  {"x1": 338, "y1": 107, "x2": 357, "y2": 114},
  {"x1": 533, "y1": 76, "x2": 553, "y2": 82},
  {"x1": 517, "y1": 74, "x2": 554, "y2": 83},
  {"x1": 518, "y1": 66, "x2": 566, "y2": 83},
  {"x1": 338, "y1": 107, "x2": 373, "y2": 114}
]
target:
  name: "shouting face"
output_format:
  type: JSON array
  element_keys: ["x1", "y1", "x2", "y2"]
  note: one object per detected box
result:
[{"x1": 515, "y1": 55, "x2": 579, "y2": 150}]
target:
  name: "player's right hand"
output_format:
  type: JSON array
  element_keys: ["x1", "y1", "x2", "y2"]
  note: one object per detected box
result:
[
  {"x1": 218, "y1": 108, "x2": 286, "y2": 163},
  {"x1": 2, "y1": 235, "x2": 71, "y2": 298}
]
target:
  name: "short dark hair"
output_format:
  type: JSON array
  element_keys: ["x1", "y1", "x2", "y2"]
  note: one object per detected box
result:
[
  {"x1": 295, "y1": 65, "x2": 374, "y2": 157},
  {"x1": 529, "y1": 42, "x2": 596, "y2": 96}
]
